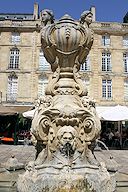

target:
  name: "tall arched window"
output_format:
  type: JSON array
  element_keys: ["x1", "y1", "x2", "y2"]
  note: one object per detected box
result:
[
  {"x1": 102, "y1": 79, "x2": 112, "y2": 99},
  {"x1": 9, "y1": 48, "x2": 20, "y2": 69},
  {"x1": 102, "y1": 52, "x2": 111, "y2": 72},
  {"x1": 7, "y1": 75, "x2": 18, "y2": 102}
]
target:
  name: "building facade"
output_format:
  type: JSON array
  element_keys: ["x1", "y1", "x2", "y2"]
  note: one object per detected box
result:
[{"x1": 0, "y1": 3, "x2": 128, "y2": 111}]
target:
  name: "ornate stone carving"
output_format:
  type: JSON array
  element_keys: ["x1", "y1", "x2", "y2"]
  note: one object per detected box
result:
[
  {"x1": 41, "y1": 13, "x2": 94, "y2": 96},
  {"x1": 41, "y1": 9, "x2": 54, "y2": 26},
  {"x1": 17, "y1": 10, "x2": 117, "y2": 192}
]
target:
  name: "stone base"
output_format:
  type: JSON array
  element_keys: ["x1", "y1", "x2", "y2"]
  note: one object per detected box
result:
[{"x1": 17, "y1": 166, "x2": 116, "y2": 192}]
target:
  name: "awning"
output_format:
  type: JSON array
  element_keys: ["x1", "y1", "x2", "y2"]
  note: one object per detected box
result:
[
  {"x1": 0, "y1": 105, "x2": 33, "y2": 116},
  {"x1": 23, "y1": 106, "x2": 114, "y2": 119},
  {"x1": 96, "y1": 106, "x2": 113, "y2": 118},
  {"x1": 96, "y1": 105, "x2": 128, "y2": 121},
  {"x1": 23, "y1": 108, "x2": 36, "y2": 119},
  {"x1": 98, "y1": 105, "x2": 128, "y2": 121},
  {"x1": 22, "y1": 105, "x2": 128, "y2": 120}
]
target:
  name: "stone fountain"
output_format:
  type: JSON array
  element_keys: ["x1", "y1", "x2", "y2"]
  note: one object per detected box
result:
[{"x1": 17, "y1": 10, "x2": 117, "y2": 192}]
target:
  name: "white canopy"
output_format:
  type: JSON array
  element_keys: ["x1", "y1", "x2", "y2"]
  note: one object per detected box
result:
[
  {"x1": 23, "y1": 109, "x2": 36, "y2": 119},
  {"x1": 22, "y1": 105, "x2": 128, "y2": 121},
  {"x1": 100, "y1": 105, "x2": 128, "y2": 121}
]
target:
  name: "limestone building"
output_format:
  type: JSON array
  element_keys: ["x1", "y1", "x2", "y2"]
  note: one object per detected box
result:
[{"x1": 0, "y1": 3, "x2": 128, "y2": 112}]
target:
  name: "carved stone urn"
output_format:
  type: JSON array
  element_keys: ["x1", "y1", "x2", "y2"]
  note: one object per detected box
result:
[
  {"x1": 41, "y1": 14, "x2": 93, "y2": 96},
  {"x1": 17, "y1": 13, "x2": 117, "y2": 192}
]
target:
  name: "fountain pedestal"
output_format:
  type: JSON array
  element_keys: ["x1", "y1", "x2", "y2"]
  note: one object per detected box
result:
[
  {"x1": 17, "y1": 11, "x2": 117, "y2": 192},
  {"x1": 18, "y1": 166, "x2": 116, "y2": 192}
]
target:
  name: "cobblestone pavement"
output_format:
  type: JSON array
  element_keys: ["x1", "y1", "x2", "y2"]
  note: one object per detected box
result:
[
  {"x1": 0, "y1": 144, "x2": 36, "y2": 165},
  {"x1": 0, "y1": 144, "x2": 128, "y2": 174},
  {"x1": 0, "y1": 144, "x2": 128, "y2": 191}
]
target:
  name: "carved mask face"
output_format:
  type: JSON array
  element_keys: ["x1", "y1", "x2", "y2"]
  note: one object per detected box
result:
[
  {"x1": 59, "y1": 132, "x2": 75, "y2": 157},
  {"x1": 57, "y1": 126, "x2": 78, "y2": 156},
  {"x1": 60, "y1": 132, "x2": 74, "y2": 145}
]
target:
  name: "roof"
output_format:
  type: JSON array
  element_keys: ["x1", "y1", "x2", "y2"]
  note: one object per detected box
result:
[{"x1": 0, "y1": 13, "x2": 33, "y2": 21}]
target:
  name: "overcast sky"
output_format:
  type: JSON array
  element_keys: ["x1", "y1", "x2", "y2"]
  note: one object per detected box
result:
[{"x1": 0, "y1": 0, "x2": 127, "y2": 22}]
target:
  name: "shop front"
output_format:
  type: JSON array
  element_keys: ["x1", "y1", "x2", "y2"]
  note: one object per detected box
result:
[{"x1": 0, "y1": 105, "x2": 33, "y2": 145}]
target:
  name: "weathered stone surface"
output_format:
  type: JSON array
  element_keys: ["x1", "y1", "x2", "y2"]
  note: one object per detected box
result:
[
  {"x1": 17, "y1": 9, "x2": 117, "y2": 192},
  {"x1": 17, "y1": 164, "x2": 116, "y2": 192}
]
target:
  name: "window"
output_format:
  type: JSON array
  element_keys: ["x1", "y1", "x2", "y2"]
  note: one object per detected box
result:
[
  {"x1": 11, "y1": 32, "x2": 20, "y2": 44},
  {"x1": 80, "y1": 56, "x2": 90, "y2": 71},
  {"x1": 123, "y1": 35, "x2": 128, "y2": 47},
  {"x1": 102, "y1": 52, "x2": 111, "y2": 71},
  {"x1": 123, "y1": 53, "x2": 128, "y2": 72},
  {"x1": 38, "y1": 77, "x2": 48, "y2": 96},
  {"x1": 82, "y1": 78, "x2": 90, "y2": 95},
  {"x1": 7, "y1": 76, "x2": 18, "y2": 102},
  {"x1": 124, "y1": 80, "x2": 128, "y2": 100},
  {"x1": 39, "y1": 50, "x2": 51, "y2": 70},
  {"x1": 102, "y1": 35, "x2": 110, "y2": 46},
  {"x1": 102, "y1": 79, "x2": 112, "y2": 99},
  {"x1": 9, "y1": 48, "x2": 20, "y2": 69}
]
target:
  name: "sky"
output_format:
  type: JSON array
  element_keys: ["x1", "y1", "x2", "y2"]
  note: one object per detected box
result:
[{"x1": 0, "y1": 0, "x2": 127, "y2": 23}]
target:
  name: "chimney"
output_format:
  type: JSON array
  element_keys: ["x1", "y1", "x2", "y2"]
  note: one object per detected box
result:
[
  {"x1": 90, "y1": 6, "x2": 96, "y2": 22},
  {"x1": 33, "y1": 2, "x2": 39, "y2": 19}
]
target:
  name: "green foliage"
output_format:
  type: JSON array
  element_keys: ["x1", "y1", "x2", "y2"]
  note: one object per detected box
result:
[{"x1": 18, "y1": 114, "x2": 31, "y2": 131}]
